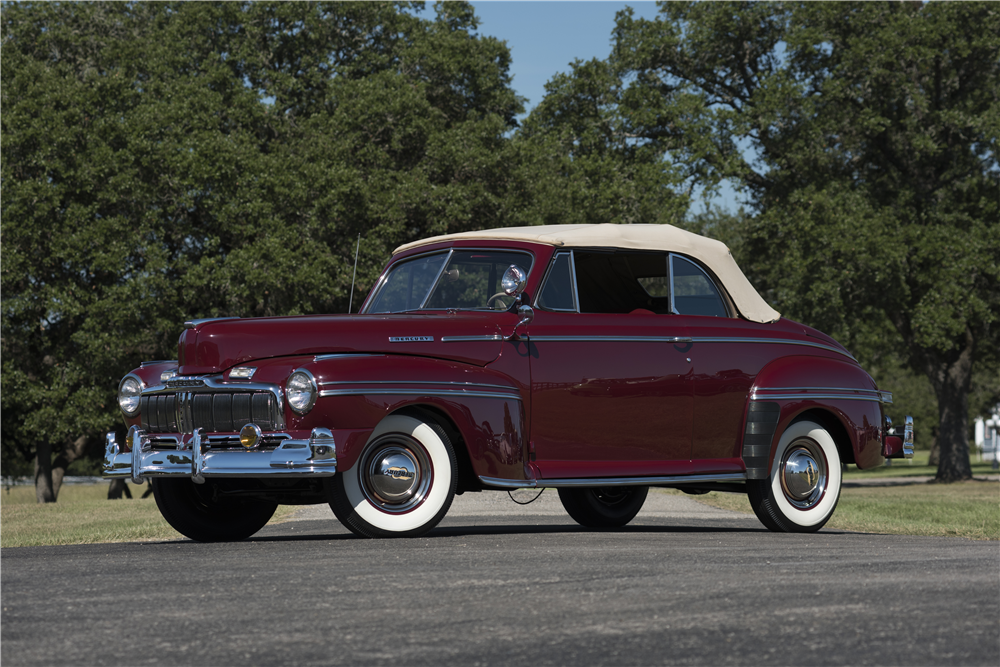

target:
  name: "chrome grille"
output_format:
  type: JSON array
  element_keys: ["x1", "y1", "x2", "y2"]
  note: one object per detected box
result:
[{"x1": 140, "y1": 391, "x2": 279, "y2": 434}]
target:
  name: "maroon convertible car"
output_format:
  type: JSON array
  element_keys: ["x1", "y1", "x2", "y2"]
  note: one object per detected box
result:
[{"x1": 104, "y1": 224, "x2": 913, "y2": 540}]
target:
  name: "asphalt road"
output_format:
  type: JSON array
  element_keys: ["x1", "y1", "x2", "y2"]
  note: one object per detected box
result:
[{"x1": 2, "y1": 490, "x2": 997, "y2": 666}]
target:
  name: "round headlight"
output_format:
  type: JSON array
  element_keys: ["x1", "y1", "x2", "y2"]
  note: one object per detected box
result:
[
  {"x1": 118, "y1": 376, "x2": 143, "y2": 417},
  {"x1": 286, "y1": 370, "x2": 317, "y2": 415}
]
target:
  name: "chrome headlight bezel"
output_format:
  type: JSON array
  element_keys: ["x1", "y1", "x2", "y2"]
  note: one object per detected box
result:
[
  {"x1": 286, "y1": 369, "x2": 318, "y2": 415},
  {"x1": 118, "y1": 374, "x2": 144, "y2": 417}
]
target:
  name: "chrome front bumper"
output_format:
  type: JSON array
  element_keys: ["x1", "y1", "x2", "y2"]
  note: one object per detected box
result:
[{"x1": 103, "y1": 426, "x2": 338, "y2": 484}]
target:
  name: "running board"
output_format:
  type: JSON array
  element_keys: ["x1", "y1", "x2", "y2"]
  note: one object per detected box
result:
[{"x1": 478, "y1": 472, "x2": 746, "y2": 489}]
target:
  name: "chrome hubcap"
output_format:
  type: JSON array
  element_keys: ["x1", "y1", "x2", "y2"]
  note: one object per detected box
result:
[
  {"x1": 779, "y1": 439, "x2": 827, "y2": 510},
  {"x1": 359, "y1": 435, "x2": 431, "y2": 513}
]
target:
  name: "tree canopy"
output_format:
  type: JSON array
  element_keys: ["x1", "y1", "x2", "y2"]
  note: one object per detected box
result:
[
  {"x1": 3, "y1": 1, "x2": 997, "y2": 498},
  {"x1": 0, "y1": 1, "x2": 543, "y2": 499},
  {"x1": 604, "y1": 1, "x2": 999, "y2": 480}
]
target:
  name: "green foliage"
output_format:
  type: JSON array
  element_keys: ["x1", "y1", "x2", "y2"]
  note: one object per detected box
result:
[
  {"x1": 0, "y1": 1, "x2": 535, "y2": 492},
  {"x1": 609, "y1": 1, "x2": 1000, "y2": 480},
  {"x1": 515, "y1": 57, "x2": 689, "y2": 226}
]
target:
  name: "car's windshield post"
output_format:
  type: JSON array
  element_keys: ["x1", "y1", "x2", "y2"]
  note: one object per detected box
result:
[{"x1": 418, "y1": 249, "x2": 454, "y2": 310}]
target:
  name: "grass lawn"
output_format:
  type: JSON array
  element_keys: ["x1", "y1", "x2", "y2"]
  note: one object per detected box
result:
[
  {"x1": 844, "y1": 449, "x2": 1000, "y2": 479},
  {"x1": 688, "y1": 478, "x2": 1000, "y2": 540},
  {"x1": 0, "y1": 482, "x2": 296, "y2": 548},
  {"x1": 3, "y1": 471, "x2": 997, "y2": 546}
]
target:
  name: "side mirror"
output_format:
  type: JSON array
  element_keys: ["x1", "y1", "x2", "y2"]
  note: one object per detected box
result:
[{"x1": 501, "y1": 265, "x2": 532, "y2": 340}]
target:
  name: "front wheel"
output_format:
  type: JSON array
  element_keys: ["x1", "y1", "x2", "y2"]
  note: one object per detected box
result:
[
  {"x1": 152, "y1": 478, "x2": 277, "y2": 542},
  {"x1": 327, "y1": 415, "x2": 457, "y2": 538},
  {"x1": 558, "y1": 486, "x2": 648, "y2": 528},
  {"x1": 747, "y1": 420, "x2": 842, "y2": 533}
]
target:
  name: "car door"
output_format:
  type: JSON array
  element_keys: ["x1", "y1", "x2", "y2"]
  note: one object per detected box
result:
[
  {"x1": 525, "y1": 250, "x2": 694, "y2": 479},
  {"x1": 668, "y1": 254, "x2": 757, "y2": 473}
]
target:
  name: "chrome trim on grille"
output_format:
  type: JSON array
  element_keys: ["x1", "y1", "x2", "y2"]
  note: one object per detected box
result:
[
  {"x1": 318, "y1": 388, "x2": 521, "y2": 401},
  {"x1": 164, "y1": 377, "x2": 207, "y2": 388},
  {"x1": 140, "y1": 378, "x2": 285, "y2": 433},
  {"x1": 529, "y1": 336, "x2": 693, "y2": 344},
  {"x1": 440, "y1": 335, "x2": 504, "y2": 342},
  {"x1": 478, "y1": 472, "x2": 746, "y2": 489}
]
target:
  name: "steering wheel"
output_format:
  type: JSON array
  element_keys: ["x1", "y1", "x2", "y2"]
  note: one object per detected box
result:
[{"x1": 486, "y1": 292, "x2": 512, "y2": 309}]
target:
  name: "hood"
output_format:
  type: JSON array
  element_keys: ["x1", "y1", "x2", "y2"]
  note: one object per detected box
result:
[{"x1": 177, "y1": 312, "x2": 509, "y2": 375}]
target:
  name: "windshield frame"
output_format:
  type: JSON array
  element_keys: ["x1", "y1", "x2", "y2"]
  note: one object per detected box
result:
[{"x1": 362, "y1": 247, "x2": 535, "y2": 314}]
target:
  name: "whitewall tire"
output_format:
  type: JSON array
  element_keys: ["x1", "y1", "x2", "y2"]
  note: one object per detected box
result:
[
  {"x1": 327, "y1": 414, "x2": 457, "y2": 538},
  {"x1": 748, "y1": 420, "x2": 842, "y2": 533}
]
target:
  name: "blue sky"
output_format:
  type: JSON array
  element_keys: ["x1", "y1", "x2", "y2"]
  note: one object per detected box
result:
[
  {"x1": 466, "y1": 1, "x2": 741, "y2": 213},
  {"x1": 469, "y1": 1, "x2": 661, "y2": 115}
]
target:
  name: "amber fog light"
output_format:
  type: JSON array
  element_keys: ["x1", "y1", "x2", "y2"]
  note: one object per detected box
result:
[
  {"x1": 286, "y1": 370, "x2": 317, "y2": 415},
  {"x1": 240, "y1": 423, "x2": 263, "y2": 449}
]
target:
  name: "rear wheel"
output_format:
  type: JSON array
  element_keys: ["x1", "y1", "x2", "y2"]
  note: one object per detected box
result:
[
  {"x1": 747, "y1": 420, "x2": 842, "y2": 533},
  {"x1": 152, "y1": 478, "x2": 277, "y2": 542},
  {"x1": 558, "y1": 486, "x2": 648, "y2": 528},
  {"x1": 327, "y1": 415, "x2": 457, "y2": 538}
]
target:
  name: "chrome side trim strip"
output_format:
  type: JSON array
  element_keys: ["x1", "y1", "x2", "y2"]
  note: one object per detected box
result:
[
  {"x1": 440, "y1": 335, "x2": 504, "y2": 342},
  {"x1": 691, "y1": 337, "x2": 856, "y2": 361},
  {"x1": 751, "y1": 386, "x2": 884, "y2": 402},
  {"x1": 318, "y1": 380, "x2": 516, "y2": 391},
  {"x1": 478, "y1": 472, "x2": 746, "y2": 489},
  {"x1": 318, "y1": 388, "x2": 521, "y2": 401},
  {"x1": 751, "y1": 392, "x2": 880, "y2": 402},
  {"x1": 753, "y1": 385, "x2": 873, "y2": 392},
  {"x1": 184, "y1": 317, "x2": 240, "y2": 329},
  {"x1": 529, "y1": 336, "x2": 693, "y2": 343},
  {"x1": 314, "y1": 353, "x2": 386, "y2": 362}
]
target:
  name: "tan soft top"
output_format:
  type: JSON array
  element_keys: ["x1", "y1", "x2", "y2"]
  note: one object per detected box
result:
[{"x1": 394, "y1": 224, "x2": 780, "y2": 323}]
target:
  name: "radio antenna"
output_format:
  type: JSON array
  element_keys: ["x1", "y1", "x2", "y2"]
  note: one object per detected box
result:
[{"x1": 348, "y1": 234, "x2": 360, "y2": 313}]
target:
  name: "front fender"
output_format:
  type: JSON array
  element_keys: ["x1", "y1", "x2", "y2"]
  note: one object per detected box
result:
[{"x1": 298, "y1": 354, "x2": 528, "y2": 479}]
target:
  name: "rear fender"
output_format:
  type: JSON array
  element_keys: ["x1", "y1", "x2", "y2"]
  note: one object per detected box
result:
[{"x1": 743, "y1": 356, "x2": 886, "y2": 478}]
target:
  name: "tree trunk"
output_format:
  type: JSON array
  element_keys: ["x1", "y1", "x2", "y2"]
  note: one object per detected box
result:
[
  {"x1": 33, "y1": 435, "x2": 89, "y2": 503},
  {"x1": 34, "y1": 442, "x2": 56, "y2": 503},
  {"x1": 924, "y1": 337, "x2": 974, "y2": 483},
  {"x1": 108, "y1": 479, "x2": 133, "y2": 499},
  {"x1": 50, "y1": 434, "x2": 89, "y2": 499}
]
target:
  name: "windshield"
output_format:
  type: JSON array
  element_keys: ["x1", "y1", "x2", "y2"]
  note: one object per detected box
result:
[{"x1": 366, "y1": 249, "x2": 533, "y2": 313}]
